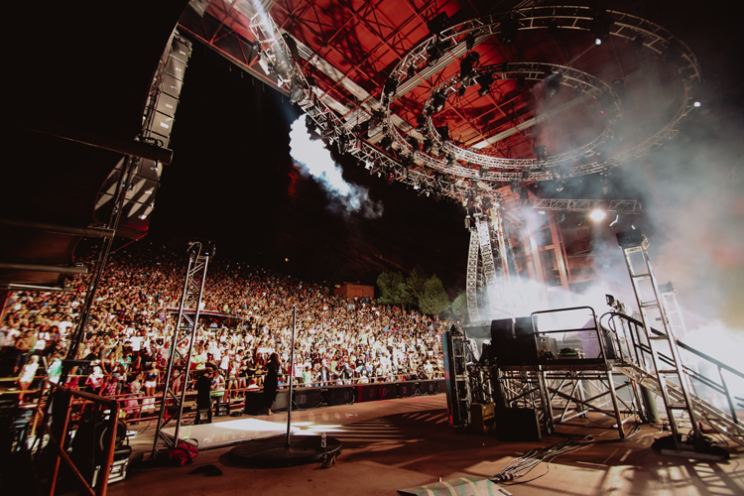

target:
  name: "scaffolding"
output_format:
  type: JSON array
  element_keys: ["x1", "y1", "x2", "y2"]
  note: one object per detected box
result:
[{"x1": 151, "y1": 241, "x2": 214, "y2": 457}]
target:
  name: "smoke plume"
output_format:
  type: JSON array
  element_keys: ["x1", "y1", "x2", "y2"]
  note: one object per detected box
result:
[{"x1": 289, "y1": 116, "x2": 383, "y2": 219}]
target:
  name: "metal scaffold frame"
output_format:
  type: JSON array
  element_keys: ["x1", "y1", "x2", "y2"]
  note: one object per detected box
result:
[{"x1": 151, "y1": 242, "x2": 213, "y2": 457}]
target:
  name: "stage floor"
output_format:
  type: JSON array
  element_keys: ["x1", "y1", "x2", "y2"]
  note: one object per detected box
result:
[{"x1": 162, "y1": 418, "x2": 299, "y2": 450}]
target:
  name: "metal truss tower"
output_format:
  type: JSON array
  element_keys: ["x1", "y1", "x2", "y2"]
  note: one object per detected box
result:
[{"x1": 151, "y1": 241, "x2": 214, "y2": 457}]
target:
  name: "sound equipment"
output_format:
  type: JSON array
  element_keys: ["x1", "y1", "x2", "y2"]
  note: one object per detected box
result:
[
  {"x1": 397, "y1": 382, "x2": 416, "y2": 398},
  {"x1": 293, "y1": 388, "x2": 323, "y2": 409},
  {"x1": 470, "y1": 403, "x2": 496, "y2": 434},
  {"x1": 325, "y1": 386, "x2": 355, "y2": 405},
  {"x1": 215, "y1": 402, "x2": 230, "y2": 417},
  {"x1": 355, "y1": 384, "x2": 379, "y2": 403},
  {"x1": 494, "y1": 407, "x2": 541, "y2": 442},
  {"x1": 377, "y1": 383, "x2": 398, "y2": 400},
  {"x1": 490, "y1": 317, "x2": 539, "y2": 366}
]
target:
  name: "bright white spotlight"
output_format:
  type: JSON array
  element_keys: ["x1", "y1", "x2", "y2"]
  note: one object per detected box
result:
[
  {"x1": 595, "y1": 38, "x2": 603, "y2": 46},
  {"x1": 693, "y1": 101, "x2": 702, "y2": 107},
  {"x1": 589, "y1": 209, "x2": 607, "y2": 222}
]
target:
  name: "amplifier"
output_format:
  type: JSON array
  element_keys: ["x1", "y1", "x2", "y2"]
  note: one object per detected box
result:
[{"x1": 494, "y1": 407, "x2": 541, "y2": 442}]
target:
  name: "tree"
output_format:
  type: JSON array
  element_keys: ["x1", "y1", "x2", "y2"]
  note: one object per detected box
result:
[
  {"x1": 405, "y1": 265, "x2": 428, "y2": 308},
  {"x1": 376, "y1": 271, "x2": 408, "y2": 306},
  {"x1": 451, "y1": 290, "x2": 468, "y2": 322},
  {"x1": 418, "y1": 275, "x2": 451, "y2": 316}
]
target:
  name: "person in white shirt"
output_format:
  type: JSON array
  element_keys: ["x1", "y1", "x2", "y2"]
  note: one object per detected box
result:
[{"x1": 18, "y1": 355, "x2": 40, "y2": 402}]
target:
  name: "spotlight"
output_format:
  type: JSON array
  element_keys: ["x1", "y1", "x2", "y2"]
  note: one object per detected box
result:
[
  {"x1": 337, "y1": 134, "x2": 349, "y2": 154},
  {"x1": 383, "y1": 77, "x2": 398, "y2": 97},
  {"x1": 693, "y1": 101, "x2": 702, "y2": 107},
  {"x1": 432, "y1": 91, "x2": 447, "y2": 111},
  {"x1": 498, "y1": 15, "x2": 520, "y2": 45},
  {"x1": 477, "y1": 73, "x2": 493, "y2": 97},
  {"x1": 364, "y1": 159, "x2": 373, "y2": 170},
  {"x1": 427, "y1": 12, "x2": 450, "y2": 37},
  {"x1": 422, "y1": 139, "x2": 433, "y2": 153},
  {"x1": 480, "y1": 164, "x2": 488, "y2": 177},
  {"x1": 458, "y1": 86, "x2": 466, "y2": 97},
  {"x1": 589, "y1": 209, "x2": 607, "y2": 222},
  {"x1": 466, "y1": 33, "x2": 476, "y2": 51},
  {"x1": 407, "y1": 66, "x2": 415, "y2": 78},
  {"x1": 436, "y1": 126, "x2": 450, "y2": 141},
  {"x1": 591, "y1": 10, "x2": 613, "y2": 46},
  {"x1": 445, "y1": 154, "x2": 455, "y2": 166},
  {"x1": 407, "y1": 136, "x2": 420, "y2": 152},
  {"x1": 380, "y1": 135, "x2": 393, "y2": 152},
  {"x1": 554, "y1": 179, "x2": 564, "y2": 192},
  {"x1": 416, "y1": 114, "x2": 428, "y2": 131}
]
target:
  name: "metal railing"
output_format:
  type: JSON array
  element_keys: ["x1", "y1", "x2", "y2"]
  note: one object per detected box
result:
[
  {"x1": 32, "y1": 380, "x2": 120, "y2": 496},
  {"x1": 601, "y1": 311, "x2": 744, "y2": 425}
]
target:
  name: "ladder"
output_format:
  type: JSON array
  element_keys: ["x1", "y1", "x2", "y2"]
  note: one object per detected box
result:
[
  {"x1": 658, "y1": 282, "x2": 689, "y2": 339},
  {"x1": 617, "y1": 231, "x2": 700, "y2": 450}
]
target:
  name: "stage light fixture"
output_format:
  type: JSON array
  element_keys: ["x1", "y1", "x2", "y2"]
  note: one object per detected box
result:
[
  {"x1": 380, "y1": 135, "x2": 393, "y2": 152},
  {"x1": 422, "y1": 139, "x2": 433, "y2": 153},
  {"x1": 458, "y1": 86, "x2": 466, "y2": 97},
  {"x1": 498, "y1": 15, "x2": 520, "y2": 45},
  {"x1": 383, "y1": 77, "x2": 398, "y2": 97},
  {"x1": 480, "y1": 164, "x2": 488, "y2": 177},
  {"x1": 436, "y1": 126, "x2": 451, "y2": 142},
  {"x1": 407, "y1": 66, "x2": 415, "y2": 78},
  {"x1": 591, "y1": 11, "x2": 613, "y2": 46},
  {"x1": 477, "y1": 73, "x2": 493, "y2": 97},
  {"x1": 554, "y1": 179, "x2": 564, "y2": 192},
  {"x1": 427, "y1": 41, "x2": 445, "y2": 64},
  {"x1": 407, "y1": 136, "x2": 420, "y2": 152},
  {"x1": 694, "y1": 101, "x2": 702, "y2": 107},
  {"x1": 364, "y1": 159, "x2": 373, "y2": 170},
  {"x1": 589, "y1": 209, "x2": 607, "y2": 222},
  {"x1": 432, "y1": 91, "x2": 447, "y2": 111},
  {"x1": 446, "y1": 154, "x2": 455, "y2": 166},
  {"x1": 516, "y1": 74, "x2": 526, "y2": 89}
]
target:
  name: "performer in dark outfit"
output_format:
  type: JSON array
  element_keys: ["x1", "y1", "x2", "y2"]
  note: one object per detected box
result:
[
  {"x1": 263, "y1": 353, "x2": 280, "y2": 416},
  {"x1": 195, "y1": 369, "x2": 214, "y2": 424}
]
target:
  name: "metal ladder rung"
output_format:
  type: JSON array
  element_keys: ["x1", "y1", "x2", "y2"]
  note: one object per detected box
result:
[
  {"x1": 649, "y1": 336, "x2": 669, "y2": 341},
  {"x1": 658, "y1": 369, "x2": 681, "y2": 374},
  {"x1": 632, "y1": 274, "x2": 651, "y2": 281},
  {"x1": 641, "y1": 302, "x2": 659, "y2": 308}
]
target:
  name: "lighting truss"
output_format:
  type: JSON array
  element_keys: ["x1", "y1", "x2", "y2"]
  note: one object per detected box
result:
[{"x1": 524, "y1": 198, "x2": 642, "y2": 214}]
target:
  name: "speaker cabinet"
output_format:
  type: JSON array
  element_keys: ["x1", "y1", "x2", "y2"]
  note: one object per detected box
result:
[{"x1": 494, "y1": 407, "x2": 542, "y2": 442}]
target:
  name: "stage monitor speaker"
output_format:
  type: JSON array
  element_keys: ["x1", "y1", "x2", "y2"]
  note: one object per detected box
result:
[{"x1": 494, "y1": 407, "x2": 541, "y2": 442}]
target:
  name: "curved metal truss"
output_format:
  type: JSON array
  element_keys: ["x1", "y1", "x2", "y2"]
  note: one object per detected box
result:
[
  {"x1": 384, "y1": 5, "x2": 701, "y2": 182},
  {"x1": 391, "y1": 62, "x2": 622, "y2": 182},
  {"x1": 248, "y1": 5, "x2": 700, "y2": 202}
]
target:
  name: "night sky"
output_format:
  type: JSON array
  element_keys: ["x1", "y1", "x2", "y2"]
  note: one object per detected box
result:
[{"x1": 149, "y1": 40, "x2": 470, "y2": 293}]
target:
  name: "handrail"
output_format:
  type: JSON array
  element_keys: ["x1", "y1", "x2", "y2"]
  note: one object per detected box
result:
[
  {"x1": 531, "y1": 306, "x2": 608, "y2": 363},
  {"x1": 601, "y1": 312, "x2": 744, "y2": 379},
  {"x1": 600, "y1": 311, "x2": 742, "y2": 426}
]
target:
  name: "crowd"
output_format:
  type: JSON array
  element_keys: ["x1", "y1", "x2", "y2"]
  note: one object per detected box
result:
[{"x1": 0, "y1": 241, "x2": 448, "y2": 408}]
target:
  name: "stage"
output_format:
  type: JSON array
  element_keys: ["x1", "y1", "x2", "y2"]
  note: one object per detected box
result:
[{"x1": 161, "y1": 418, "x2": 299, "y2": 450}]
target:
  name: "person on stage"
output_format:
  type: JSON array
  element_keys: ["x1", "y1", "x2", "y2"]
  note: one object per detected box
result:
[
  {"x1": 195, "y1": 369, "x2": 215, "y2": 424},
  {"x1": 263, "y1": 353, "x2": 280, "y2": 416}
]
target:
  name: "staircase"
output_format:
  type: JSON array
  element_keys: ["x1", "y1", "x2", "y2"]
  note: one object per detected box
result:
[{"x1": 616, "y1": 361, "x2": 744, "y2": 446}]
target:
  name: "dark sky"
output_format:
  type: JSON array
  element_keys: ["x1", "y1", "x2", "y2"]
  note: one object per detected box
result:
[{"x1": 149, "y1": 40, "x2": 470, "y2": 293}]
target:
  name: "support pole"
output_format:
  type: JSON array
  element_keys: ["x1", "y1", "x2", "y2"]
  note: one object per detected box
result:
[{"x1": 286, "y1": 306, "x2": 296, "y2": 447}]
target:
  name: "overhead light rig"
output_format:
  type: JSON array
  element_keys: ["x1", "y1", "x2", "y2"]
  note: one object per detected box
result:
[{"x1": 249, "y1": 5, "x2": 700, "y2": 206}]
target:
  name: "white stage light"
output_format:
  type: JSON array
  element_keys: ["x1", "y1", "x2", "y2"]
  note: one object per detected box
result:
[{"x1": 589, "y1": 209, "x2": 607, "y2": 221}]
